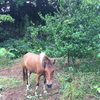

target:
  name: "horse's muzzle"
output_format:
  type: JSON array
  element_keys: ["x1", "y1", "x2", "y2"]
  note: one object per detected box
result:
[{"x1": 46, "y1": 84, "x2": 52, "y2": 88}]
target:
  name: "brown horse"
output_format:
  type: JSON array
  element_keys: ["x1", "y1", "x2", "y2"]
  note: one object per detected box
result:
[{"x1": 22, "y1": 52, "x2": 55, "y2": 95}]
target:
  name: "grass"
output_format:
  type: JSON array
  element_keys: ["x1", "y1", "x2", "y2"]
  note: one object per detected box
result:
[
  {"x1": 0, "y1": 57, "x2": 100, "y2": 100},
  {"x1": 0, "y1": 57, "x2": 22, "y2": 92},
  {"x1": 0, "y1": 72, "x2": 36, "y2": 92},
  {"x1": 58, "y1": 61, "x2": 100, "y2": 100},
  {"x1": 0, "y1": 56, "x2": 21, "y2": 69},
  {"x1": 0, "y1": 76, "x2": 23, "y2": 91}
]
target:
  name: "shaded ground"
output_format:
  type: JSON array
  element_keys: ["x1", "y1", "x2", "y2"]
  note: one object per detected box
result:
[{"x1": 0, "y1": 61, "x2": 61, "y2": 100}]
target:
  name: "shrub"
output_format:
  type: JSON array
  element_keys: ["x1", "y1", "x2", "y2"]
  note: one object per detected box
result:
[
  {"x1": 0, "y1": 39, "x2": 30, "y2": 58},
  {"x1": 24, "y1": 0, "x2": 100, "y2": 60}
]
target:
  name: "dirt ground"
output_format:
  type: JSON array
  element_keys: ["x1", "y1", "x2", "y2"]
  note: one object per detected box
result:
[{"x1": 0, "y1": 62, "x2": 61, "y2": 100}]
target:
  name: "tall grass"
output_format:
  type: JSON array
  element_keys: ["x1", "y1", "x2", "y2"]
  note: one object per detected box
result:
[{"x1": 58, "y1": 61, "x2": 100, "y2": 100}]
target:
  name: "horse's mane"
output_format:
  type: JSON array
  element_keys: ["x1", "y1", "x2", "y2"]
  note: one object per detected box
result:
[
  {"x1": 40, "y1": 52, "x2": 45, "y2": 64},
  {"x1": 40, "y1": 52, "x2": 52, "y2": 68}
]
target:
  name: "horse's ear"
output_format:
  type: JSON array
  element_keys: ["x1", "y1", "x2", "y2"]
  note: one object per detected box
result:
[{"x1": 52, "y1": 59, "x2": 55, "y2": 64}]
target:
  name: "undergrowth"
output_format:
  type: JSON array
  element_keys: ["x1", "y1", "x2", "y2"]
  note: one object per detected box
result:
[
  {"x1": 58, "y1": 61, "x2": 100, "y2": 100},
  {"x1": 0, "y1": 57, "x2": 21, "y2": 69}
]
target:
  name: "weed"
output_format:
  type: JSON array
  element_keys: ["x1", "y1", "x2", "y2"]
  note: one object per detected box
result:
[
  {"x1": 59, "y1": 62, "x2": 100, "y2": 100},
  {"x1": 0, "y1": 85, "x2": 5, "y2": 91},
  {"x1": 26, "y1": 94, "x2": 48, "y2": 100}
]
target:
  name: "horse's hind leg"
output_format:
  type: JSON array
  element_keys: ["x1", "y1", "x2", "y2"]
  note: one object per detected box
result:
[{"x1": 23, "y1": 67, "x2": 26, "y2": 81}]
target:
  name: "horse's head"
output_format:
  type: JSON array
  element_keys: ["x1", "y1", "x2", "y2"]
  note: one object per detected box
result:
[{"x1": 44, "y1": 58, "x2": 55, "y2": 88}]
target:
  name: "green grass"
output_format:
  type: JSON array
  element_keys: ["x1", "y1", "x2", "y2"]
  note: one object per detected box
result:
[
  {"x1": 0, "y1": 57, "x2": 22, "y2": 92},
  {"x1": 0, "y1": 57, "x2": 21, "y2": 69},
  {"x1": 0, "y1": 76, "x2": 23, "y2": 91},
  {"x1": 57, "y1": 61, "x2": 100, "y2": 100},
  {"x1": 0, "y1": 73, "x2": 36, "y2": 93}
]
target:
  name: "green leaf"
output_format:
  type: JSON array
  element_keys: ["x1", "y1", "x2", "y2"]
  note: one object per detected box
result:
[
  {"x1": 0, "y1": 48, "x2": 7, "y2": 57},
  {"x1": 26, "y1": 95, "x2": 33, "y2": 99},
  {"x1": 97, "y1": 88, "x2": 100, "y2": 93},
  {"x1": 7, "y1": 52, "x2": 15, "y2": 58},
  {"x1": 0, "y1": 14, "x2": 14, "y2": 23},
  {"x1": 97, "y1": 53, "x2": 100, "y2": 58}
]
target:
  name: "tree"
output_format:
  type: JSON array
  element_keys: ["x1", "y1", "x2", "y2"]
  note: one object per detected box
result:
[
  {"x1": 0, "y1": 0, "x2": 100, "y2": 61},
  {"x1": 25, "y1": 0, "x2": 100, "y2": 61},
  {"x1": 0, "y1": 0, "x2": 57, "y2": 42}
]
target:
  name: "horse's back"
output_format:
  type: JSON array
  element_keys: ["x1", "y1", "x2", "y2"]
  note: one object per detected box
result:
[{"x1": 22, "y1": 53, "x2": 40, "y2": 72}]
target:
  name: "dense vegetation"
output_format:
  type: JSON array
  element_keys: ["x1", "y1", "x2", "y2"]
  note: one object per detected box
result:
[
  {"x1": 0, "y1": 0, "x2": 100, "y2": 99},
  {"x1": 0, "y1": 0, "x2": 100, "y2": 59}
]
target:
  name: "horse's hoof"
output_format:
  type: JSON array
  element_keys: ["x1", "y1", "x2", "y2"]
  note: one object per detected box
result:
[
  {"x1": 43, "y1": 91, "x2": 47, "y2": 94},
  {"x1": 26, "y1": 84, "x2": 30, "y2": 90}
]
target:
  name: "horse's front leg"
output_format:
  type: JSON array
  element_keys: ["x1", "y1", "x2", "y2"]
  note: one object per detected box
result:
[
  {"x1": 43, "y1": 77, "x2": 47, "y2": 94},
  {"x1": 26, "y1": 69, "x2": 31, "y2": 90},
  {"x1": 35, "y1": 74, "x2": 41, "y2": 96}
]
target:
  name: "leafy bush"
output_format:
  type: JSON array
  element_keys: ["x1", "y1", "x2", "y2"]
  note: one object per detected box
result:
[
  {"x1": 0, "y1": 0, "x2": 100, "y2": 60},
  {"x1": 0, "y1": 14, "x2": 14, "y2": 23},
  {"x1": 0, "y1": 48, "x2": 16, "y2": 58},
  {"x1": 24, "y1": 0, "x2": 100, "y2": 61},
  {"x1": 0, "y1": 48, "x2": 6, "y2": 57},
  {"x1": 0, "y1": 39, "x2": 30, "y2": 58}
]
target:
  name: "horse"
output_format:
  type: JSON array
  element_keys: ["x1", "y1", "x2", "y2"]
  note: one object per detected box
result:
[{"x1": 22, "y1": 52, "x2": 55, "y2": 95}]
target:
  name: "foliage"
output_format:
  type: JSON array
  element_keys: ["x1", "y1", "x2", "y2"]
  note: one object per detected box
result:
[
  {"x1": 0, "y1": 0, "x2": 56, "y2": 42},
  {"x1": 58, "y1": 62, "x2": 100, "y2": 100},
  {"x1": 0, "y1": 14, "x2": 14, "y2": 23},
  {"x1": 0, "y1": 48, "x2": 6, "y2": 57},
  {"x1": 0, "y1": 48, "x2": 16, "y2": 59},
  {"x1": 0, "y1": 0, "x2": 56, "y2": 24},
  {"x1": 0, "y1": 39, "x2": 30, "y2": 58},
  {"x1": 0, "y1": 14, "x2": 15, "y2": 41},
  {"x1": 24, "y1": 0, "x2": 100, "y2": 61},
  {"x1": 0, "y1": 0, "x2": 100, "y2": 61},
  {"x1": 94, "y1": 85, "x2": 100, "y2": 94}
]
